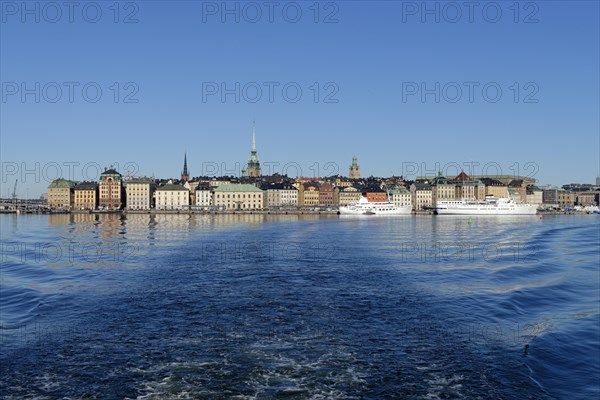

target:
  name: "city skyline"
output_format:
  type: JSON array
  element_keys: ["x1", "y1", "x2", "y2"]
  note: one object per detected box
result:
[{"x1": 1, "y1": 1, "x2": 599, "y2": 198}]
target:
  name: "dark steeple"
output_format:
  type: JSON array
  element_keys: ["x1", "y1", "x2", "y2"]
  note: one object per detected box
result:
[{"x1": 181, "y1": 152, "x2": 189, "y2": 182}]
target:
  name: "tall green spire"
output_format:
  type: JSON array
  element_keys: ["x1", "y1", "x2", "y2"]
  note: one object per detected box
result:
[{"x1": 247, "y1": 122, "x2": 260, "y2": 177}]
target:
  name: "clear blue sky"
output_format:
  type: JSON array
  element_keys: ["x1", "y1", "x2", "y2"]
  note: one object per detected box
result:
[{"x1": 1, "y1": 0, "x2": 599, "y2": 198}]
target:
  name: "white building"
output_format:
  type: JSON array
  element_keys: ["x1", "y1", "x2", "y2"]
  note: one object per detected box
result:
[
  {"x1": 195, "y1": 184, "x2": 212, "y2": 207},
  {"x1": 126, "y1": 177, "x2": 155, "y2": 210},
  {"x1": 155, "y1": 183, "x2": 190, "y2": 210}
]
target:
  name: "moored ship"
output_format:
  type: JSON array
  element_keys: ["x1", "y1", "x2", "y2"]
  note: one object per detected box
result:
[
  {"x1": 436, "y1": 195, "x2": 537, "y2": 215},
  {"x1": 339, "y1": 196, "x2": 412, "y2": 215}
]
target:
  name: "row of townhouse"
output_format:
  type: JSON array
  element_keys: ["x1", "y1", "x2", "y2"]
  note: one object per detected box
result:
[{"x1": 47, "y1": 168, "x2": 600, "y2": 211}]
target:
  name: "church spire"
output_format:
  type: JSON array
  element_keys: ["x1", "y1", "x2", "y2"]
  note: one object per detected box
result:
[
  {"x1": 247, "y1": 122, "x2": 260, "y2": 178},
  {"x1": 181, "y1": 152, "x2": 189, "y2": 182}
]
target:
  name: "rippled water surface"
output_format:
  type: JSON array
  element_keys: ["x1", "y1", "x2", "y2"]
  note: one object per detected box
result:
[{"x1": 1, "y1": 213, "x2": 598, "y2": 399}]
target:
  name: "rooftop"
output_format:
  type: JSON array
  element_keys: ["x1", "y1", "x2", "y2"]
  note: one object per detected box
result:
[{"x1": 213, "y1": 184, "x2": 263, "y2": 193}]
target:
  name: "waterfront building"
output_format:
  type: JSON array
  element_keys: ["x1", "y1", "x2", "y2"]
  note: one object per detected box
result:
[
  {"x1": 338, "y1": 186, "x2": 362, "y2": 206},
  {"x1": 195, "y1": 183, "x2": 212, "y2": 207},
  {"x1": 155, "y1": 183, "x2": 190, "y2": 210},
  {"x1": 454, "y1": 171, "x2": 485, "y2": 200},
  {"x1": 73, "y1": 181, "x2": 98, "y2": 210},
  {"x1": 302, "y1": 184, "x2": 320, "y2": 207},
  {"x1": 558, "y1": 190, "x2": 576, "y2": 207},
  {"x1": 481, "y1": 178, "x2": 509, "y2": 199},
  {"x1": 99, "y1": 167, "x2": 123, "y2": 209},
  {"x1": 508, "y1": 179, "x2": 528, "y2": 202},
  {"x1": 430, "y1": 174, "x2": 455, "y2": 204},
  {"x1": 363, "y1": 185, "x2": 387, "y2": 203},
  {"x1": 213, "y1": 184, "x2": 263, "y2": 210},
  {"x1": 48, "y1": 178, "x2": 75, "y2": 209},
  {"x1": 525, "y1": 185, "x2": 543, "y2": 206},
  {"x1": 389, "y1": 186, "x2": 412, "y2": 207},
  {"x1": 349, "y1": 156, "x2": 360, "y2": 180},
  {"x1": 264, "y1": 183, "x2": 298, "y2": 208},
  {"x1": 576, "y1": 191, "x2": 599, "y2": 206},
  {"x1": 125, "y1": 177, "x2": 156, "y2": 210},
  {"x1": 244, "y1": 123, "x2": 261, "y2": 177},
  {"x1": 410, "y1": 182, "x2": 433, "y2": 210},
  {"x1": 542, "y1": 187, "x2": 559, "y2": 207},
  {"x1": 318, "y1": 182, "x2": 337, "y2": 206}
]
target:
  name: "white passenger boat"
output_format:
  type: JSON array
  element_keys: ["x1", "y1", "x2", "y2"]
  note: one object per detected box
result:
[
  {"x1": 435, "y1": 196, "x2": 537, "y2": 215},
  {"x1": 339, "y1": 196, "x2": 412, "y2": 215}
]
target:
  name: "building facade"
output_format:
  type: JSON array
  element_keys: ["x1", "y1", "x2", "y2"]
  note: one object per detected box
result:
[
  {"x1": 213, "y1": 184, "x2": 263, "y2": 210},
  {"x1": 411, "y1": 183, "x2": 432, "y2": 210},
  {"x1": 558, "y1": 191, "x2": 576, "y2": 207},
  {"x1": 73, "y1": 181, "x2": 98, "y2": 210},
  {"x1": 526, "y1": 186, "x2": 543, "y2": 206},
  {"x1": 264, "y1": 184, "x2": 298, "y2": 208},
  {"x1": 302, "y1": 185, "x2": 320, "y2": 207},
  {"x1": 195, "y1": 184, "x2": 212, "y2": 207},
  {"x1": 99, "y1": 167, "x2": 123, "y2": 209},
  {"x1": 430, "y1": 175, "x2": 455, "y2": 204},
  {"x1": 126, "y1": 177, "x2": 156, "y2": 210},
  {"x1": 48, "y1": 178, "x2": 75, "y2": 209},
  {"x1": 364, "y1": 186, "x2": 387, "y2": 202},
  {"x1": 542, "y1": 188, "x2": 559, "y2": 206},
  {"x1": 155, "y1": 183, "x2": 190, "y2": 210},
  {"x1": 389, "y1": 186, "x2": 412, "y2": 207},
  {"x1": 338, "y1": 186, "x2": 361, "y2": 206},
  {"x1": 318, "y1": 182, "x2": 337, "y2": 206}
]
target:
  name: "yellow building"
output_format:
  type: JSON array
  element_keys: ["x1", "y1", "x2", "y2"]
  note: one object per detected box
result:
[
  {"x1": 48, "y1": 178, "x2": 75, "y2": 209},
  {"x1": 338, "y1": 186, "x2": 361, "y2": 206},
  {"x1": 410, "y1": 183, "x2": 432, "y2": 210},
  {"x1": 73, "y1": 182, "x2": 98, "y2": 210},
  {"x1": 482, "y1": 178, "x2": 509, "y2": 198},
  {"x1": 430, "y1": 175, "x2": 455, "y2": 205},
  {"x1": 302, "y1": 185, "x2": 320, "y2": 206},
  {"x1": 213, "y1": 184, "x2": 263, "y2": 210},
  {"x1": 558, "y1": 191, "x2": 575, "y2": 207}
]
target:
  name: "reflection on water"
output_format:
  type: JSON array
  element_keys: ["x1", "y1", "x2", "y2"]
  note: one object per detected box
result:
[{"x1": 0, "y1": 214, "x2": 598, "y2": 399}]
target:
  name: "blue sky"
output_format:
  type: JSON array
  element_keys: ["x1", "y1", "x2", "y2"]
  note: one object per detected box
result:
[{"x1": 1, "y1": 0, "x2": 599, "y2": 197}]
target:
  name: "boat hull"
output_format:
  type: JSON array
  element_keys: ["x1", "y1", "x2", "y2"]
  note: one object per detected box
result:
[
  {"x1": 339, "y1": 206, "x2": 412, "y2": 215},
  {"x1": 436, "y1": 206, "x2": 537, "y2": 215}
]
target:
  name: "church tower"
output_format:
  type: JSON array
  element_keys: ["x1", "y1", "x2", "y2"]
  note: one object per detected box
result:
[
  {"x1": 181, "y1": 152, "x2": 189, "y2": 182},
  {"x1": 349, "y1": 156, "x2": 360, "y2": 179},
  {"x1": 246, "y1": 123, "x2": 261, "y2": 177}
]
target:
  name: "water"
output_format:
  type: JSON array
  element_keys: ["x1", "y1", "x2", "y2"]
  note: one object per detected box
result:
[{"x1": 0, "y1": 213, "x2": 598, "y2": 399}]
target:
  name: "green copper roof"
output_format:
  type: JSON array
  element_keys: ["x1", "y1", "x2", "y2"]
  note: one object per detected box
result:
[
  {"x1": 48, "y1": 178, "x2": 75, "y2": 188},
  {"x1": 214, "y1": 184, "x2": 263, "y2": 193}
]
